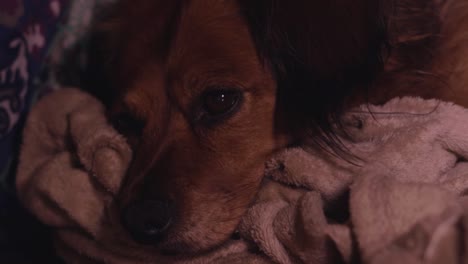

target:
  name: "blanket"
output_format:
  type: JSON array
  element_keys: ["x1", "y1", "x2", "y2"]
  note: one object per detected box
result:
[{"x1": 16, "y1": 87, "x2": 468, "y2": 263}]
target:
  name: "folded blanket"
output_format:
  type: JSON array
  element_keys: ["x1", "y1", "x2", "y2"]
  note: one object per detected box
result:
[
  {"x1": 16, "y1": 88, "x2": 468, "y2": 263},
  {"x1": 247, "y1": 97, "x2": 468, "y2": 264}
]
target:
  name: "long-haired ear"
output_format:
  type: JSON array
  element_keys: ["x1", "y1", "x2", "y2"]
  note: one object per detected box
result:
[{"x1": 239, "y1": 0, "x2": 390, "y2": 155}]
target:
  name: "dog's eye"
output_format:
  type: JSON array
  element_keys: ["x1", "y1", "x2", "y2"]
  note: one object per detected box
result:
[
  {"x1": 110, "y1": 112, "x2": 144, "y2": 136},
  {"x1": 202, "y1": 89, "x2": 242, "y2": 118}
]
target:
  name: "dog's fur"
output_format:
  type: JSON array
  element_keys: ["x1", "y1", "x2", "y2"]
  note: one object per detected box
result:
[{"x1": 84, "y1": 0, "x2": 468, "y2": 255}]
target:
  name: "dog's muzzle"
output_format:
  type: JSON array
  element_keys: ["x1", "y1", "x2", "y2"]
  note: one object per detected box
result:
[{"x1": 122, "y1": 199, "x2": 174, "y2": 244}]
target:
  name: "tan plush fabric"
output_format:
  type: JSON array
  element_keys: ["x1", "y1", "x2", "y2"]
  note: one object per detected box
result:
[
  {"x1": 17, "y1": 88, "x2": 132, "y2": 238},
  {"x1": 16, "y1": 89, "x2": 468, "y2": 263},
  {"x1": 242, "y1": 97, "x2": 468, "y2": 264}
]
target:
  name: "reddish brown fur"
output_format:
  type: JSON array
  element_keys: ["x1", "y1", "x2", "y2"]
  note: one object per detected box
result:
[
  {"x1": 97, "y1": 0, "x2": 286, "y2": 253},
  {"x1": 86, "y1": 0, "x2": 468, "y2": 255}
]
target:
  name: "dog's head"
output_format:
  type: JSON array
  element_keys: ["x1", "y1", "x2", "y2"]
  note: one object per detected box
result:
[{"x1": 87, "y1": 0, "x2": 388, "y2": 254}]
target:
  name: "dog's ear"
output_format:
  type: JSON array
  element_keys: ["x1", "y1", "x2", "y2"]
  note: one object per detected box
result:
[{"x1": 239, "y1": 0, "x2": 390, "y2": 152}]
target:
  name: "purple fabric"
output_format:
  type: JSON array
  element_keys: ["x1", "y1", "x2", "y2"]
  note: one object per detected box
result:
[
  {"x1": 0, "y1": 1, "x2": 69, "y2": 262},
  {"x1": 0, "y1": 0, "x2": 68, "y2": 185}
]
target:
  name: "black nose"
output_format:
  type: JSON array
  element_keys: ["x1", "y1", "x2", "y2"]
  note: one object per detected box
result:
[{"x1": 122, "y1": 199, "x2": 173, "y2": 244}]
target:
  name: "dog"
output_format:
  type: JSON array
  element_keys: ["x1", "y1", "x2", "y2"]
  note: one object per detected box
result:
[{"x1": 83, "y1": 0, "x2": 468, "y2": 256}]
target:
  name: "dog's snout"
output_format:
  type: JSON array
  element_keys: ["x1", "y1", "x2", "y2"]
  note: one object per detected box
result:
[{"x1": 122, "y1": 199, "x2": 173, "y2": 244}]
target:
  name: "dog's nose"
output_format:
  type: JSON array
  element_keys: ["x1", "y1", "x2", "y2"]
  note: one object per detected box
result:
[{"x1": 122, "y1": 199, "x2": 173, "y2": 244}]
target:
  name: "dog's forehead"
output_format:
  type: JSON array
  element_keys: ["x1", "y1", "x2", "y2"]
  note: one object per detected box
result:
[
  {"x1": 170, "y1": 0, "x2": 252, "y2": 59},
  {"x1": 176, "y1": 0, "x2": 243, "y2": 30},
  {"x1": 165, "y1": 0, "x2": 261, "y2": 89}
]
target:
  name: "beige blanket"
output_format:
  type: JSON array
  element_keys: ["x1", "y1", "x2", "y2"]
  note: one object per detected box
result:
[{"x1": 16, "y1": 88, "x2": 468, "y2": 263}]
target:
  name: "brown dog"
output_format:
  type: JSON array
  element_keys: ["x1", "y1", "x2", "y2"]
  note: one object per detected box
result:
[{"x1": 84, "y1": 0, "x2": 468, "y2": 255}]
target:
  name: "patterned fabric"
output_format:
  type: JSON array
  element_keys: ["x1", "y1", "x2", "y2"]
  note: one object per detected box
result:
[
  {"x1": 0, "y1": 0, "x2": 116, "y2": 190},
  {"x1": 0, "y1": 0, "x2": 115, "y2": 262},
  {"x1": 1, "y1": 2, "x2": 69, "y2": 262},
  {"x1": 0, "y1": 0, "x2": 68, "y2": 190}
]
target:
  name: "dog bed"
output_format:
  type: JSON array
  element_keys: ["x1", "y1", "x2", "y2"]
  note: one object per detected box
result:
[{"x1": 16, "y1": 87, "x2": 468, "y2": 264}]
